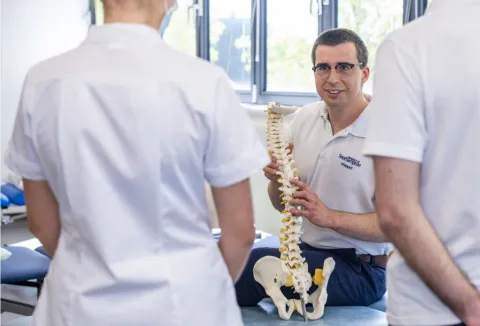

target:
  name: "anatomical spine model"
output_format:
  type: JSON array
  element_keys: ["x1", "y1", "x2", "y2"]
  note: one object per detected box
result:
[{"x1": 253, "y1": 102, "x2": 336, "y2": 321}]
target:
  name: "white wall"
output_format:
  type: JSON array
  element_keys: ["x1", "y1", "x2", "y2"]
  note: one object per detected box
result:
[{"x1": 1, "y1": 0, "x2": 90, "y2": 160}]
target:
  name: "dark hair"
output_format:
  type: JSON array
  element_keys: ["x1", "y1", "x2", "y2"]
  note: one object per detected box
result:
[{"x1": 311, "y1": 28, "x2": 368, "y2": 68}]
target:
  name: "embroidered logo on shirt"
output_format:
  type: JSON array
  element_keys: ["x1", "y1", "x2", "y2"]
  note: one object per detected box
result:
[{"x1": 339, "y1": 154, "x2": 361, "y2": 170}]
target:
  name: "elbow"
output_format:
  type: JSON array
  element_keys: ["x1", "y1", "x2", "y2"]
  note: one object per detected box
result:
[
  {"x1": 226, "y1": 223, "x2": 256, "y2": 248},
  {"x1": 241, "y1": 226, "x2": 257, "y2": 247},
  {"x1": 376, "y1": 204, "x2": 405, "y2": 235},
  {"x1": 245, "y1": 231, "x2": 256, "y2": 247}
]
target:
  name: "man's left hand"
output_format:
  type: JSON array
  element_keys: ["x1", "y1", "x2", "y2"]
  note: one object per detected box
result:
[{"x1": 288, "y1": 178, "x2": 334, "y2": 228}]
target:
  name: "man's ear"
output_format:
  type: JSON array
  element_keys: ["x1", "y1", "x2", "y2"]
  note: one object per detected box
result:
[{"x1": 361, "y1": 66, "x2": 370, "y2": 85}]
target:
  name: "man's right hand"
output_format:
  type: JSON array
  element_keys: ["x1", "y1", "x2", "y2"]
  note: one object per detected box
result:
[
  {"x1": 265, "y1": 143, "x2": 294, "y2": 212},
  {"x1": 263, "y1": 156, "x2": 280, "y2": 182},
  {"x1": 263, "y1": 143, "x2": 293, "y2": 182}
]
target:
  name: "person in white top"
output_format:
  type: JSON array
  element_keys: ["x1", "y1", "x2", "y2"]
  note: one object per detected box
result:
[
  {"x1": 3, "y1": 0, "x2": 270, "y2": 325},
  {"x1": 363, "y1": 1, "x2": 480, "y2": 325},
  {"x1": 235, "y1": 28, "x2": 393, "y2": 308}
]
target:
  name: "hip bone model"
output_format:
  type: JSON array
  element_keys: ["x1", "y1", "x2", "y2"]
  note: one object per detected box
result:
[{"x1": 253, "y1": 102, "x2": 336, "y2": 321}]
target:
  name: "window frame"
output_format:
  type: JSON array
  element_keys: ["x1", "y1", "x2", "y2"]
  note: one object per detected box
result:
[
  {"x1": 89, "y1": 0, "x2": 428, "y2": 106},
  {"x1": 250, "y1": 0, "x2": 328, "y2": 106},
  {"x1": 90, "y1": 0, "x2": 99, "y2": 25},
  {"x1": 196, "y1": 0, "x2": 210, "y2": 60},
  {"x1": 404, "y1": 0, "x2": 428, "y2": 23}
]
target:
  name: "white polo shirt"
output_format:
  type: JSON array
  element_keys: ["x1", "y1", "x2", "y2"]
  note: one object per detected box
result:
[
  {"x1": 288, "y1": 101, "x2": 393, "y2": 256},
  {"x1": 363, "y1": 0, "x2": 480, "y2": 325}
]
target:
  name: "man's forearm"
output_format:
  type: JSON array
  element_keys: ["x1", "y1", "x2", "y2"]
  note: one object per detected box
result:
[
  {"x1": 268, "y1": 181, "x2": 284, "y2": 212},
  {"x1": 380, "y1": 207, "x2": 480, "y2": 320},
  {"x1": 325, "y1": 210, "x2": 388, "y2": 243}
]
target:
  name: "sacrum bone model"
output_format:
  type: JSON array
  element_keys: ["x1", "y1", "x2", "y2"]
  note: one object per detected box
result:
[{"x1": 253, "y1": 102, "x2": 336, "y2": 321}]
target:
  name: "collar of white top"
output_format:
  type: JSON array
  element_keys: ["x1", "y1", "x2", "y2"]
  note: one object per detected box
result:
[
  {"x1": 85, "y1": 23, "x2": 164, "y2": 45},
  {"x1": 318, "y1": 100, "x2": 371, "y2": 138}
]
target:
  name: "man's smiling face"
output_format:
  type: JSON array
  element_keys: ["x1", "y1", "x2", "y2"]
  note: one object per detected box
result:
[{"x1": 313, "y1": 42, "x2": 369, "y2": 109}]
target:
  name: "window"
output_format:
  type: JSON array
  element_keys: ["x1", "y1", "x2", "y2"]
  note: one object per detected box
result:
[
  {"x1": 89, "y1": 0, "x2": 428, "y2": 105},
  {"x1": 93, "y1": 0, "x2": 104, "y2": 25},
  {"x1": 163, "y1": 0, "x2": 197, "y2": 56},
  {"x1": 209, "y1": 0, "x2": 252, "y2": 91},
  {"x1": 266, "y1": 0, "x2": 318, "y2": 93},
  {"x1": 337, "y1": 0, "x2": 403, "y2": 94}
]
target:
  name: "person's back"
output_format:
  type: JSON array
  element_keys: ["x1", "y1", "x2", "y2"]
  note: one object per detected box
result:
[
  {"x1": 4, "y1": 1, "x2": 270, "y2": 325},
  {"x1": 364, "y1": 1, "x2": 480, "y2": 325}
]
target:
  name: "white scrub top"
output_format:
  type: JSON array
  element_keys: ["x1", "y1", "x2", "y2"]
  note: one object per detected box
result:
[
  {"x1": 5, "y1": 23, "x2": 269, "y2": 326},
  {"x1": 288, "y1": 101, "x2": 393, "y2": 256},
  {"x1": 364, "y1": 0, "x2": 480, "y2": 325}
]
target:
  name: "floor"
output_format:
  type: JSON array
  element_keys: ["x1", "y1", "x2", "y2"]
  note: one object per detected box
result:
[
  {"x1": 1, "y1": 218, "x2": 36, "y2": 325},
  {"x1": 1, "y1": 220, "x2": 33, "y2": 246}
]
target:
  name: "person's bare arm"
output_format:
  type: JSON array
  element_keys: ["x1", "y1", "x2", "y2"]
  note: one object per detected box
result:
[
  {"x1": 289, "y1": 179, "x2": 387, "y2": 242},
  {"x1": 23, "y1": 179, "x2": 60, "y2": 258},
  {"x1": 374, "y1": 157, "x2": 480, "y2": 323},
  {"x1": 212, "y1": 178, "x2": 256, "y2": 283},
  {"x1": 327, "y1": 210, "x2": 387, "y2": 242}
]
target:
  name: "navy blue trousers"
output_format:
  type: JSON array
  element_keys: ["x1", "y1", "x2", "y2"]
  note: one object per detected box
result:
[{"x1": 235, "y1": 236, "x2": 387, "y2": 307}]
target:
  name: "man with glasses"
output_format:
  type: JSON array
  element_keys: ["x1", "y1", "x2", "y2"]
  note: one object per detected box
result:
[{"x1": 235, "y1": 28, "x2": 393, "y2": 308}]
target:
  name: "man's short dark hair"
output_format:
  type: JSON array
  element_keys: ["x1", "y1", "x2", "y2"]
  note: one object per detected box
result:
[{"x1": 311, "y1": 28, "x2": 368, "y2": 68}]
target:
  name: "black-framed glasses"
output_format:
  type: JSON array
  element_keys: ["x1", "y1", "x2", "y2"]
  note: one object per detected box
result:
[{"x1": 312, "y1": 62, "x2": 364, "y2": 76}]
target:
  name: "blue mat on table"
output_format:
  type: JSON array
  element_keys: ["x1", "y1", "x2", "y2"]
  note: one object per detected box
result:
[
  {"x1": 369, "y1": 293, "x2": 387, "y2": 312},
  {"x1": 35, "y1": 246, "x2": 48, "y2": 257},
  {"x1": 241, "y1": 299, "x2": 387, "y2": 326},
  {"x1": 3, "y1": 306, "x2": 388, "y2": 326},
  {"x1": 1, "y1": 246, "x2": 50, "y2": 283}
]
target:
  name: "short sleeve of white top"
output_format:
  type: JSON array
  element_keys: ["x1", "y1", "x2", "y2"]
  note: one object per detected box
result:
[
  {"x1": 362, "y1": 38, "x2": 427, "y2": 163},
  {"x1": 203, "y1": 70, "x2": 270, "y2": 187},
  {"x1": 363, "y1": 1, "x2": 480, "y2": 325},
  {"x1": 289, "y1": 101, "x2": 393, "y2": 256},
  {"x1": 4, "y1": 78, "x2": 46, "y2": 181}
]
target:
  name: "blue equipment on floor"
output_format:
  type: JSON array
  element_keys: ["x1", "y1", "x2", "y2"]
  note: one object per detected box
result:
[
  {"x1": 1, "y1": 192, "x2": 11, "y2": 208},
  {"x1": 1, "y1": 184, "x2": 25, "y2": 206}
]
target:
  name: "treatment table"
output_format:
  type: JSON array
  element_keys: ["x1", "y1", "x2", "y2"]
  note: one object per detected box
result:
[{"x1": 2, "y1": 232, "x2": 388, "y2": 325}]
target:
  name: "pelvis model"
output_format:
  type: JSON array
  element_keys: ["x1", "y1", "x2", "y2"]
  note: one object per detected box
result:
[{"x1": 253, "y1": 102, "x2": 336, "y2": 321}]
